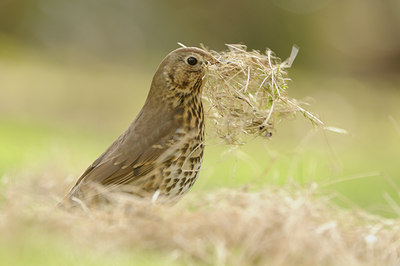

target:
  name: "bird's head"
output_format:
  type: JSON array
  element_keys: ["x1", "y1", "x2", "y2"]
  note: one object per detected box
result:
[{"x1": 151, "y1": 47, "x2": 217, "y2": 97}]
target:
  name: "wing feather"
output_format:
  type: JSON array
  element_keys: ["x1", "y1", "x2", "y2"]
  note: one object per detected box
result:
[{"x1": 67, "y1": 103, "x2": 184, "y2": 198}]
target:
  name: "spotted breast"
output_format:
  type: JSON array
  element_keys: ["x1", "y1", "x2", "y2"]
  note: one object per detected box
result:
[{"x1": 133, "y1": 78, "x2": 205, "y2": 202}]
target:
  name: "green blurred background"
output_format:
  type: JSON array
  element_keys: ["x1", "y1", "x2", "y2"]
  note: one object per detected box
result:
[{"x1": 1, "y1": 0, "x2": 400, "y2": 215}]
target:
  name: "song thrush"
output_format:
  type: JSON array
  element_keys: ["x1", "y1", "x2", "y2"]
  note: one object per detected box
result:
[{"x1": 64, "y1": 47, "x2": 216, "y2": 206}]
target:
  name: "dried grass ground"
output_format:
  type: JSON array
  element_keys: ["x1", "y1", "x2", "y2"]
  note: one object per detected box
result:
[{"x1": 2, "y1": 173, "x2": 400, "y2": 266}]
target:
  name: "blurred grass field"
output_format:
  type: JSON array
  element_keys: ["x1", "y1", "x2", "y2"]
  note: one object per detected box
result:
[{"x1": 1, "y1": 49, "x2": 400, "y2": 265}]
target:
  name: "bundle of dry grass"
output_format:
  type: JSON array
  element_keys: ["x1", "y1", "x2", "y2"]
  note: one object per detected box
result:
[
  {"x1": 202, "y1": 44, "x2": 323, "y2": 144},
  {"x1": 2, "y1": 174, "x2": 400, "y2": 266}
]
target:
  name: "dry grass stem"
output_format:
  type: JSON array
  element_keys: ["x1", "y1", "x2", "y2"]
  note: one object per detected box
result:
[
  {"x1": 2, "y1": 175, "x2": 400, "y2": 266},
  {"x1": 202, "y1": 44, "x2": 324, "y2": 145}
]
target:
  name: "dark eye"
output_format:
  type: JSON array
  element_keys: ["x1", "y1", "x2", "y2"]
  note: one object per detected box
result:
[{"x1": 187, "y1": 56, "x2": 198, "y2": 65}]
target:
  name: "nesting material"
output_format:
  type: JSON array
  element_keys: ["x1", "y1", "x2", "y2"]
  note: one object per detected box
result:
[{"x1": 202, "y1": 44, "x2": 323, "y2": 144}]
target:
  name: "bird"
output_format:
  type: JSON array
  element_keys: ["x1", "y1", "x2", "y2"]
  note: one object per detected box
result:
[{"x1": 63, "y1": 47, "x2": 217, "y2": 207}]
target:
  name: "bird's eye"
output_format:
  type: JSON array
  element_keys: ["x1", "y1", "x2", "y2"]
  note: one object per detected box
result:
[{"x1": 187, "y1": 56, "x2": 198, "y2": 65}]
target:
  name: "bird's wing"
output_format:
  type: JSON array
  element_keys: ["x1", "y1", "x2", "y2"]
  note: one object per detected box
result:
[{"x1": 68, "y1": 106, "x2": 185, "y2": 197}]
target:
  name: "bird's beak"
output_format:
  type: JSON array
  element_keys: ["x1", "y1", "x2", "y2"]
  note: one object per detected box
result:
[{"x1": 203, "y1": 53, "x2": 219, "y2": 66}]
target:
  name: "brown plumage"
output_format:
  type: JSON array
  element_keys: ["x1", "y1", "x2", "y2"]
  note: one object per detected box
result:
[{"x1": 65, "y1": 47, "x2": 216, "y2": 206}]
